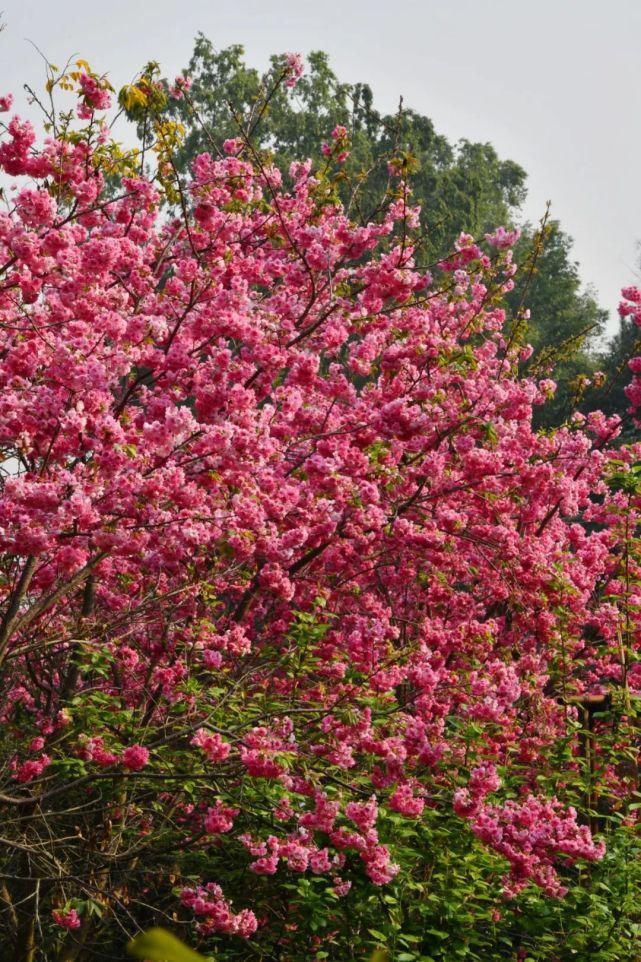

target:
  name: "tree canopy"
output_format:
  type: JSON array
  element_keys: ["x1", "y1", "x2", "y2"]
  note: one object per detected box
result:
[{"x1": 1, "y1": 52, "x2": 641, "y2": 962}]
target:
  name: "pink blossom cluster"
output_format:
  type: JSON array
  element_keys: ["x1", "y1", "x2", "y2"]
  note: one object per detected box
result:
[
  {"x1": 168, "y1": 74, "x2": 193, "y2": 99},
  {"x1": 485, "y1": 226, "x2": 521, "y2": 249},
  {"x1": 389, "y1": 782, "x2": 425, "y2": 817},
  {"x1": 284, "y1": 53, "x2": 305, "y2": 88},
  {"x1": 321, "y1": 124, "x2": 350, "y2": 163},
  {"x1": 77, "y1": 72, "x2": 112, "y2": 119},
  {"x1": 181, "y1": 883, "x2": 258, "y2": 938},
  {"x1": 12, "y1": 753, "x2": 50, "y2": 783},
  {"x1": 122, "y1": 744, "x2": 150, "y2": 771},
  {"x1": 203, "y1": 800, "x2": 238, "y2": 834},
  {"x1": 191, "y1": 730, "x2": 232, "y2": 763},
  {"x1": 76, "y1": 737, "x2": 118, "y2": 768},
  {"x1": 52, "y1": 908, "x2": 82, "y2": 930},
  {"x1": 239, "y1": 720, "x2": 296, "y2": 778},
  {"x1": 459, "y1": 793, "x2": 605, "y2": 897}
]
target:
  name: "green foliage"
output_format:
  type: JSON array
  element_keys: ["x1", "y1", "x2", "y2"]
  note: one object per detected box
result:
[
  {"x1": 587, "y1": 314, "x2": 641, "y2": 442},
  {"x1": 507, "y1": 220, "x2": 608, "y2": 427},
  {"x1": 4, "y1": 606, "x2": 641, "y2": 961},
  {"x1": 185, "y1": 798, "x2": 641, "y2": 961}
]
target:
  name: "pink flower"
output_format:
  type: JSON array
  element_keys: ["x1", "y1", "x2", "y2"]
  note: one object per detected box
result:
[
  {"x1": 15, "y1": 188, "x2": 57, "y2": 228},
  {"x1": 309, "y1": 848, "x2": 332, "y2": 873},
  {"x1": 361, "y1": 843, "x2": 399, "y2": 885},
  {"x1": 284, "y1": 53, "x2": 304, "y2": 88},
  {"x1": 279, "y1": 840, "x2": 310, "y2": 872},
  {"x1": 469, "y1": 762, "x2": 501, "y2": 798},
  {"x1": 345, "y1": 796, "x2": 378, "y2": 832},
  {"x1": 79, "y1": 73, "x2": 112, "y2": 111},
  {"x1": 299, "y1": 794, "x2": 339, "y2": 833},
  {"x1": 94, "y1": 747, "x2": 119, "y2": 767},
  {"x1": 223, "y1": 138, "x2": 242, "y2": 156},
  {"x1": 1, "y1": 77, "x2": 640, "y2": 946},
  {"x1": 240, "y1": 747, "x2": 285, "y2": 779},
  {"x1": 462, "y1": 795, "x2": 605, "y2": 897},
  {"x1": 484, "y1": 226, "x2": 521, "y2": 249},
  {"x1": 169, "y1": 75, "x2": 193, "y2": 99},
  {"x1": 181, "y1": 884, "x2": 258, "y2": 937},
  {"x1": 250, "y1": 852, "x2": 280, "y2": 875},
  {"x1": 122, "y1": 745, "x2": 150, "y2": 771},
  {"x1": 202, "y1": 649, "x2": 223, "y2": 669},
  {"x1": 0, "y1": 93, "x2": 13, "y2": 112},
  {"x1": 52, "y1": 909, "x2": 81, "y2": 929},
  {"x1": 13, "y1": 754, "x2": 50, "y2": 783},
  {"x1": 389, "y1": 783, "x2": 425, "y2": 817},
  {"x1": 333, "y1": 878, "x2": 352, "y2": 897},
  {"x1": 621, "y1": 286, "x2": 641, "y2": 304},
  {"x1": 259, "y1": 563, "x2": 295, "y2": 601},
  {"x1": 204, "y1": 801, "x2": 238, "y2": 834},
  {"x1": 191, "y1": 729, "x2": 231, "y2": 763}
]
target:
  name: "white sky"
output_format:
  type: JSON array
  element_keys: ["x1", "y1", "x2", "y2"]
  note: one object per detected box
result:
[{"x1": 1, "y1": 0, "x2": 639, "y2": 335}]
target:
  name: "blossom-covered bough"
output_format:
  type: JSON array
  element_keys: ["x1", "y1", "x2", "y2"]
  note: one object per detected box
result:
[{"x1": 0, "y1": 58, "x2": 640, "y2": 962}]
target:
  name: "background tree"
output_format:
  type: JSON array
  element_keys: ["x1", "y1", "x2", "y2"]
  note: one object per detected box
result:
[
  {"x1": 167, "y1": 36, "x2": 527, "y2": 251},
  {"x1": 584, "y1": 255, "x2": 641, "y2": 442},
  {"x1": 506, "y1": 219, "x2": 609, "y2": 427}
]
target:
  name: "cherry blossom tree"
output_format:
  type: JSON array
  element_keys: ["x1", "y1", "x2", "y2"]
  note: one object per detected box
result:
[{"x1": 0, "y1": 59, "x2": 640, "y2": 962}]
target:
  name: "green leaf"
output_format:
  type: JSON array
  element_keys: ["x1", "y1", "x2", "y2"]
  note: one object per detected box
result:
[{"x1": 127, "y1": 928, "x2": 209, "y2": 962}]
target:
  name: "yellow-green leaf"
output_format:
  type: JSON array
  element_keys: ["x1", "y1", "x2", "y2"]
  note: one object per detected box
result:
[
  {"x1": 127, "y1": 928, "x2": 208, "y2": 962},
  {"x1": 119, "y1": 84, "x2": 148, "y2": 112},
  {"x1": 369, "y1": 950, "x2": 391, "y2": 962}
]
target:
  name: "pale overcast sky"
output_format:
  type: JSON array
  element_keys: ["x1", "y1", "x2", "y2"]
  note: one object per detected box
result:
[{"x1": 0, "y1": 0, "x2": 639, "y2": 336}]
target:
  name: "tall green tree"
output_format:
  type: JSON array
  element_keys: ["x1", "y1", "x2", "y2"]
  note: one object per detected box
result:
[
  {"x1": 506, "y1": 220, "x2": 608, "y2": 427},
  {"x1": 585, "y1": 311, "x2": 641, "y2": 441},
  {"x1": 167, "y1": 36, "x2": 527, "y2": 252}
]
